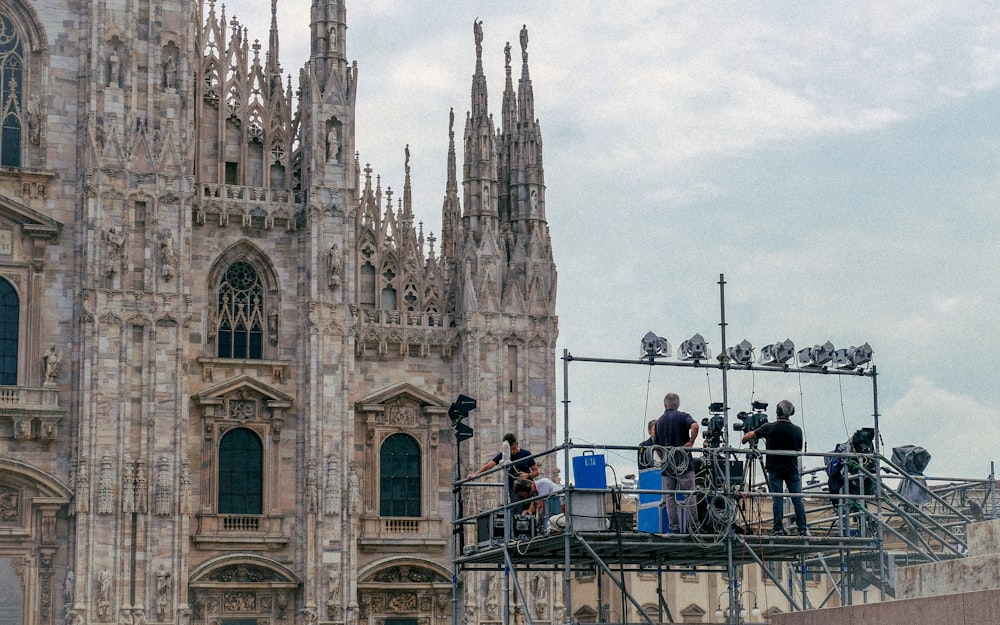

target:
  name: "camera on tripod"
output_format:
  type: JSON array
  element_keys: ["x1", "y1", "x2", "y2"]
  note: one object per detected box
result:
[
  {"x1": 733, "y1": 400, "x2": 769, "y2": 435},
  {"x1": 701, "y1": 402, "x2": 726, "y2": 447}
]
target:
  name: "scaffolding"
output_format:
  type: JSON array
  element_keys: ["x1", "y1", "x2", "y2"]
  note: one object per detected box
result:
[{"x1": 451, "y1": 276, "x2": 996, "y2": 624}]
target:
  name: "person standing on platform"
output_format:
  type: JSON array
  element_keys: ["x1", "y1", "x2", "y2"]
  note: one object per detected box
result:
[
  {"x1": 741, "y1": 399, "x2": 808, "y2": 536},
  {"x1": 654, "y1": 393, "x2": 700, "y2": 533}
]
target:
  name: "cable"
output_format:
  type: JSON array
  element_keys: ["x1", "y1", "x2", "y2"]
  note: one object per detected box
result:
[
  {"x1": 838, "y1": 375, "x2": 849, "y2": 439},
  {"x1": 661, "y1": 446, "x2": 691, "y2": 476},
  {"x1": 796, "y1": 369, "x2": 807, "y2": 455}
]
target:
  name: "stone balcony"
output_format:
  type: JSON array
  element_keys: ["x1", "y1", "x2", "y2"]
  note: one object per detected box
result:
[
  {"x1": 0, "y1": 385, "x2": 66, "y2": 441},
  {"x1": 193, "y1": 513, "x2": 288, "y2": 550}
]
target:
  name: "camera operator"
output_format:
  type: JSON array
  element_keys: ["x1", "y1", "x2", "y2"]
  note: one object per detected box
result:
[
  {"x1": 740, "y1": 399, "x2": 808, "y2": 536},
  {"x1": 654, "y1": 393, "x2": 700, "y2": 533}
]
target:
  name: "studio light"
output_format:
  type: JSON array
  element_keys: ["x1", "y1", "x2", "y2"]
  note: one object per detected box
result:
[
  {"x1": 834, "y1": 343, "x2": 873, "y2": 370},
  {"x1": 851, "y1": 343, "x2": 873, "y2": 368},
  {"x1": 726, "y1": 339, "x2": 754, "y2": 366},
  {"x1": 797, "y1": 341, "x2": 835, "y2": 368},
  {"x1": 758, "y1": 339, "x2": 794, "y2": 367},
  {"x1": 678, "y1": 333, "x2": 711, "y2": 361},
  {"x1": 640, "y1": 331, "x2": 672, "y2": 359}
]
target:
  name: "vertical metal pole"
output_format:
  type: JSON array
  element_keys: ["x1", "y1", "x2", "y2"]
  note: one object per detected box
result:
[
  {"x1": 452, "y1": 437, "x2": 461, "y2": 625},
  {"x1": 990, "y1": 462, "x2": 997, "y2": 520},
  {"x1": 561, "y1": 349, "x2": 572, "y2": 624},
  {"x1": 871, "y1": 365, "x2": 886, "y2": 601},
  {"x1": 718, "y1": 274, "x2": 738, "y2": 625}
]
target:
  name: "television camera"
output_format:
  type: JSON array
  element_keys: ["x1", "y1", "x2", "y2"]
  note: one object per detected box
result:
[
  {"x1": 733, "y1": 401, "x2": 769, "y2": 438},
  {"x1": 701, "y1": 402, "x2": 726, "y2": 447}
]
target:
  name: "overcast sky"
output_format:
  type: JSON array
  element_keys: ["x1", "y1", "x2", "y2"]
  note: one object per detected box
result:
[{"x1": 230, "y1": 1, "x2": 1000, "y2": 481}]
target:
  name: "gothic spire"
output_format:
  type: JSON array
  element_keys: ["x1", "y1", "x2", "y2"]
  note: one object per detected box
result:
[
  {"x1": 266, "y1": 0, "x2": 281, "y2": 78},
  {"x1": 463, "y1": 19, "x2": 498, "y2": 229},
  {"x1": 441, "y1": 108, "x2": 461, "y2": 260}
]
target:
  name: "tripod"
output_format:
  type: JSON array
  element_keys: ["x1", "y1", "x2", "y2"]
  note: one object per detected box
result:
[{"x1": 737, "y1": 440, "x2": 770, "y2": 535}]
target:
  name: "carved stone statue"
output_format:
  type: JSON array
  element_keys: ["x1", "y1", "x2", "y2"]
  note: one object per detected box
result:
[
  {"x1": 108, "y1": 47, "x2": 121, "y2": 87},
  {"x1": 520, "y1": 25, "x2": 529, "y2": 61},
  {"x1": 97, "y1": 569, "x2": 111, "y2": 617},
  {"x1": 163, "y1": 55, "x2": 176, "y2": 89},
  {"x1": 160, "y1": 232, "x2": 176, "y2": 280},
  {"x1": 301, "y1": 606, "x2": 318, "y2": 625},
  {"x1": 327, "y1": 124, "x2": 339, "y2": 162},
  {"x1": 328, "y1": 244, "x2": 342, "y2": 289},
  {"x1": 63, "y1": 569, "x2": 74, "y2": 613},
  {"x1": 474, "y1": 19, "x2": 483, "y2": 56},
  {"x1": 106, "y1": 225, "x2": 127, "y2": 275},
  {"x1": 43, "y1": 345, "x2": 61, "y2": 384},
  {"x1": 156, "y1": 563, "x2": 170, "y2": 616},
  {"x1": 26, "y1": 95, "x2": 40, "y2": 145},
  {"x1": 348, "y1": 467, "x2": 360, "y2": 515}
]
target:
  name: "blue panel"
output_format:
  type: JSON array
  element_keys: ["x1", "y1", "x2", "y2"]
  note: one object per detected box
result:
[{"x1": 573, "y1": 453, "x2": 607, "y2": 489}]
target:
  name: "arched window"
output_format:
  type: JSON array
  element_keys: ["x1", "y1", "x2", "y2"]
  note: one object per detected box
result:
[
  {"x1": 381, "y1": 286, "x2": 397, "y2": 311},
  {"x1": 0, "y1": 14, "x2": 23, "y2": 167},
  {"x1": 0, "y1": 277, "x2": 18, "y2": 385},
  {"x1": 217, "y1": 261, "x2": 264, "y2": 359},
  {"x1": 218, "y1": 428, "x2": 263, "y2": 514},
  {"x1": 359, "y1": 263, "x2": 376, "y2": 309},
  {"x1": 380, "y1": 433, "x2": 420, "y2": 517}
]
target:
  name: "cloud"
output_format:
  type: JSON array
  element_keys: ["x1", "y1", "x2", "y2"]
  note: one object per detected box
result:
[{"x1": 882, "y1": 377, "x2": 998, "y2": 477}]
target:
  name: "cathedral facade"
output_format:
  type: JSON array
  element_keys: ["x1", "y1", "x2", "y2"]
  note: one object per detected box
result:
[{"x1": 0, "y1": 0, "x2": 557, "y2": 623}]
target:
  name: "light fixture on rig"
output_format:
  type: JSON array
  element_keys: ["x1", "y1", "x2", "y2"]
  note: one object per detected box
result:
[
  {"x1": 640, "y1": 331, "x2": 672, "y2": 360},
  {"x1": 726, "y1": 339, "x2": 754, "y2": 366},
  {"x1": 758, "y1": 339, "x2": 795, "y2": 367},
  {"x1": 678, "y1": 333, "x2": 711, "y2": 361},
  {"x1": 797, "y1": 341, "x2": 835, "y2": 368},
  {"x1": 833, "y1": 343, "x2": 873, "y2": 370}
]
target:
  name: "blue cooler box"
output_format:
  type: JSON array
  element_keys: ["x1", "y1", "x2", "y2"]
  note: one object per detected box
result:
[{"x1": 573, "y1": 452, "x2": 607, "y2": 489}]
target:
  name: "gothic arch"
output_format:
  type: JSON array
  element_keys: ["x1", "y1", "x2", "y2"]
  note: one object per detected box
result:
[
  {"x1": 207, "y1": 239, "x2": 279, "y2": 293},
  {"x1": 357, "y1": 558, "x2": 451, "y2": 625},
  {"x1": 0, "y1": 458, "x2": 72, "y2": 499},
  {"x1": 188, "y1": 554, "x2": 301, "y2": 623},
  {"x1": 1, "y1": 0, "x2": 47, "y2": 52},
  {"x1": 357, "y1": 557, "x2": 449, "y2": 584}
]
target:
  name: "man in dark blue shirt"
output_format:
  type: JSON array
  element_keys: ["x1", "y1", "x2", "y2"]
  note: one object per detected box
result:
[
  {"x1": 653, "y1": 393, "x2": 700, "y2": 533},
  {"x1": 469, "y1": 433, "x2": 538, "y2": 504},
  {"x1": 742, "y1": 400, "x2": 807, "y2": 536}
]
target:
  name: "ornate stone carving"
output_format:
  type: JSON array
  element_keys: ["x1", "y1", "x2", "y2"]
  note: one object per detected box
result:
[
  {"x1": 306, "y1": 460, "x2": 318, "y2": 513},
  {"x1": 230, "y1": 399, "x2": 255, "y2": 420},
  {"x1": 154, "y1": 457, "x2": 172, "y2": 515},
  {"x1": 98, "y1": 456, "x2": 114, "y2": 514},
  {"x1": 0, "y1": 485, "x2": 19, "y2": 523},
  {"x1": 208, "y1": 565, "x2": 275, "y2": 583},
  {"x1": 96, "y1": 569, "x2": 112, "y2": 618},
  {"x1": 223, "y1": 591, "x2": 256, "y2": 612},
  {"x1": 75, "y1": 458, "x2": 90, "y2": 514},
  {"x1": 324, "y1": 456, "x2": 340, "y2": 516},
  {"x1": 121, "y1": 456, "x2": 134, "y2": 514}
]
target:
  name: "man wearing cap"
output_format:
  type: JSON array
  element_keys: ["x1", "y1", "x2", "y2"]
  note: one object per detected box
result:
[{"x1": 741, "y1": 399, "x2": 808, "y2": 536}]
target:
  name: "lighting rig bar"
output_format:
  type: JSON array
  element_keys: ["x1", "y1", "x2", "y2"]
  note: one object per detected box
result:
[{"x1": 564, "y1": 351, "x2": 875, "y2": 378}]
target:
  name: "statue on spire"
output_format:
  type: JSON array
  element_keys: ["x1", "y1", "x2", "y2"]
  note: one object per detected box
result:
[
  {"x1": 474, "y1": 19, "x2": 484, "y2": 56},
  {"x1": 520, "y1": 24, "x2": 529, "y2": 61}
]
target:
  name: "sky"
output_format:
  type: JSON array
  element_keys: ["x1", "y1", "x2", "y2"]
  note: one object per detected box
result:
[{"x1": 229, "y1": 1, "x2": 1000, "y2": 482}]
